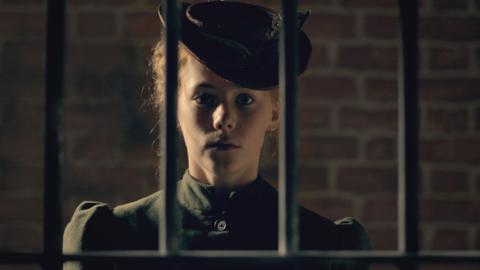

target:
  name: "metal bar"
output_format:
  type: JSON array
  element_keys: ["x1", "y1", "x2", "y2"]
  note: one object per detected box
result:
[
  {"x1": 159, "y1": 0, "x2": 180, "y2": 256},
  {"x1": 3, "y1": 251, "x2": 480, "y2": 265},
  {"x1": 397, "y1": 0, "x2": 420, "y2": 259},
  {"x1": 43, "y1": 0, "x2": 66, "y2": 269},
  {"x1": 278, "y1": 0, "x2": 300, "y2": 256}
]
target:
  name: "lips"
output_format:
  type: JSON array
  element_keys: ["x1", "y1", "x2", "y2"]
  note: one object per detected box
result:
[{"x1": 206, "y1": 141, "x2": 240, "y2": 150}]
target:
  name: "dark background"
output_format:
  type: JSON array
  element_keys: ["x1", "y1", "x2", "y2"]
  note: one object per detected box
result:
[{"x1": 0, "y1": 0, "x2": 479, "y2": 269}]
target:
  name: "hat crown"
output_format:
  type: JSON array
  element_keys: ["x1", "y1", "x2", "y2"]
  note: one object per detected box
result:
[
  {"x1": 186, "y1": 1, "x2": 281, "y2": 58},
  {"x1": 157, "y1": 1, "x2": 312, "y2": 89}
]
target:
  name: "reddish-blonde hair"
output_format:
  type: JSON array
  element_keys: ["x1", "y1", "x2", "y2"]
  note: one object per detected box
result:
[{"x1": 149, "y1": 40, "x2": 279, "y2": 113}]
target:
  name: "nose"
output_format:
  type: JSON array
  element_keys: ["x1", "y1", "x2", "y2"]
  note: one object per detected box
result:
[{"x1": 212, "y1": 103, "x2": 236, "y2": 132}]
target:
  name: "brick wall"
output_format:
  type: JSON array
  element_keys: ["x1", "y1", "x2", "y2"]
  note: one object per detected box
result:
[{"x1": 0, "y1": 0, "x2": 478, "y2": 268}]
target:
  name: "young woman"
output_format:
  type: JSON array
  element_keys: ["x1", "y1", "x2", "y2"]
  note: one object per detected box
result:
[{"x1": 63, "y1": 1, "x2": 371, "y2": 270}]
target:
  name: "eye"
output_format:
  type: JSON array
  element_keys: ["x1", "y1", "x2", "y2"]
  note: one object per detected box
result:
[
  {"x1": 194, "y1": 93, "x2": 217, "y2": 107},
  {"x1": 236, "y1": 93, "x2": 254, "y2": 106}
]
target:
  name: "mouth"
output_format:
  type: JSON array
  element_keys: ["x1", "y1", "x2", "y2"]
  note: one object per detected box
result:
[{"x1": 206, "y1": 142, "x2": 240, "y2": 151}]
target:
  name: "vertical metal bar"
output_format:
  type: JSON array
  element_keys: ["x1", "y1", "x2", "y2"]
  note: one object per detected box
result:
[
  {"x1": 44, "y1": 0, "x2": 66, "y2": 269},
  {"x1": 397, "y1": 0, "x2": 420, "y2": 267},
  {"x1": 159, "y1": 0, "x2": 180, "y2": 256},
  {"x1": 279, "y1": 0, "x2": 300, "y2": 256}
]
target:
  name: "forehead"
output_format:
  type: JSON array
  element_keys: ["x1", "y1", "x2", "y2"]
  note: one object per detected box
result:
[{"x1": 181, "y1": 54, "x2": 247, "y2": 92}]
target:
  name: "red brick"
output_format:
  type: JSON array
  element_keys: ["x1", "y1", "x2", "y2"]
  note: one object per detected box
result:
[
  {"x1": 0, "y1": 74, "x2": 44, "y2": 99},
  {"x1": 420, "y1": 78, "x2": 480, "y2": 101},
  {"x1": 1, "y1": 42, "x2": 45, "y2": 73},
  {"x1": 476, "y1": 108, "x2": 480, "y2": 130},
  {"x1": 299, "y1": 136, "x2": 358, "y2": 160},
  {"x1": 0, "y1": 265, "x2": 41, "y2": 270},
  {"x1": 421, "y1": 199, "x2": 480, "y2": 222},
  {"x1": 337, "y1": 46, "x2": 398, "y2": 70},
  {"x1": 0, "y1": 11, "x2": 45, "y2": 36},
  {"x1": 429, "y1": 47, "x2": 470, "y2": 70},
  {"x1": 337, "y1": 166, "x2": 397, "y2": 193},
  {"x1": 67, "y1": 45, "x2": 137, "y2": 74},
  {"x1": 364, "y1": 15, "x2": 398, "y2": 39},
  {"x1": 303, "y1": 12, "x2": 355, "y2": 39},
  {"x1": 431, "y1": 228, "x2": 469, "y2": 250},
  {"x1": 362, "y1": 198, "x2": 397, "y2": 222},
  {"x1": 299, "y1": 105, "x2": 330, "y2": 129},
  {"x1": 430, "y1": 170, "x2": 469, "y2": 193},
  {"x1": 71, "y1": 135, "x2": 120, "y2": 161},
  {"x1": 72, "y1": 72, "x2": 145, "y2": 100},
  {"x1": 421, "y1": 17, "x2": 480, "y2": 41},
  {"x1": 477, "y1": 176, "x2": 480, "y2": 193},
  {"x1": 308, "y1": 45, "x2": 328, "y2": 70},
  {"x1": 299, "y1": 75, "x2": 357, "y2": 100},
  {"x1": 124, "y1": 11, "x2": 160, "y2": 38},
  {"x1": 366, "y1": 137, "x2": 396, "y2": 160},
  {"x1": 421, "y1": 138, "x2": 480, "y2": 163},
  {"x1": 365, "y1": 78, "x2": 398, "y2": 101},
  {"x1": 339, "y1": 107, "x2": 397, "y2": 130},
  {"x1": 69, "y1": 0, "x2": 137, "y2": 6},
  {"x1": 0, "y1": 134, "x2": 43, "y2": 163},
  {"x1": 63, "y1": 102, "x2": 123, "y2": 131},
  {"x1": 64, "y1": 167, "x2": 156, "y2": 197},
  {"x1": 299, "y1": 196, "x2": 355, "y2": 221},
  {"x1": 425, "y1": 108, "x2": 469, "y2": 132},
  {"x1": 365, "y1": 227, "x2": 397, "y2": 250},
  {"x1": 477, "y1": 228, "x2": 480, "y2": 249},
  {"x1": 77, "y1": 12, "x2": 117, "y2": 37},
  {"x1": 2, "y1": 165, "x2": 43, "y2": 192},
  {"x1": 0, "y1": 222, "x2": 42, "y2": 251},
  {"x1": 119, "y1": 142, "x2": 158, "y2": 167},
  {"x1": 339, "y1": 0, "x2": 398, "y2": 8},
  {"x1": 1, "y1": 0, "x2": 45, "y2": 4},
  {"x1": 298, "y1": 166, "x2": 329, "y2": 191},
  {"x1": 0, "y1": 196, "x2": 42, "y2": 221},
  {"x1": 432, "y1": 0, "x2": 468, "y2": 10},
  {"x1": 0, "y1": 101, "x2": 44, "y2": 131},
  {"x1": 422, "y1": 265, "x2": 480, "y2": 270}
]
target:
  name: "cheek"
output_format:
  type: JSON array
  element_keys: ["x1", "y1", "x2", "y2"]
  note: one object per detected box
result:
[{"x1": 178, "y1": 102, "x2": 211, "y2": 135}]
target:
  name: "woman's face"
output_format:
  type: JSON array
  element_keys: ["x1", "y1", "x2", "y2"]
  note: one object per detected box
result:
[{"x1": 177, "y1": 55, "x2": 279, "y2": 184}]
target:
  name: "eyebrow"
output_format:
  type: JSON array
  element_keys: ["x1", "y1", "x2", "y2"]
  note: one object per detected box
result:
[{"x1": 194, "y1": 82, "x2": 217, "y2": 90}]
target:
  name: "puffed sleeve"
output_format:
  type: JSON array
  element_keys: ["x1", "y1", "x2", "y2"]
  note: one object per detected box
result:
[
  {"x1": 63, "y1": 201, "x2": 118, "y2": 270},
  {"x1": 333, "y1": 217, "x2": 372, "y2": 270}
]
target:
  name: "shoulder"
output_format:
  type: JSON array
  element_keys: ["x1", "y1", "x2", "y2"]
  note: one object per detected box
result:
[
  {"x1": 113, "y1": 191, "x2": 162, "y2": 223},
  {"x1": 334, "y1": 216, "x2": 371, "y2": 250},
  {"x1": 63, "y1": 201, "x2": 118, "y2": 252},
  {"x1": 63, "y1": 192, "x2": 163, "y2": 252},
  {"x1": 299, "y1": 207, "x2": 371, "y2": 250}
]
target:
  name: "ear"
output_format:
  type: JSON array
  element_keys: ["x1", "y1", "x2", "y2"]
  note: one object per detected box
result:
[{"x1": 266, "y1": 101, "x2": 280, "y2": 132}]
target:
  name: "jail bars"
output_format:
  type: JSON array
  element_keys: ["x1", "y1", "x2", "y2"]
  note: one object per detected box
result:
[
  {"x1": 0, "y1": 0, "x2": 479, "y2": 269},
  {"x1": 397, "y1": 0, "x2": 420, "y2": 262},
  {"x1": 278, "y1": 0, "x2": 300, "y2": 256},
  {"x1": 43, "y1": 0, "x2": 66, "y2": 269},
  {"x1": 160, "y1": 0, "x2": 181, "y2": 256}
]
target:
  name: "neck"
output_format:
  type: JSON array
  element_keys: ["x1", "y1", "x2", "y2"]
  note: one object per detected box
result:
[{"x1": 188, "y1": 163, "x2": 258, "y2": 189}]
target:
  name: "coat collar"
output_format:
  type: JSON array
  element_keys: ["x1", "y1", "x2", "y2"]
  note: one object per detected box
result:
[{"x1": 177, "y1": 169, "x2": 266, "y2": 214}]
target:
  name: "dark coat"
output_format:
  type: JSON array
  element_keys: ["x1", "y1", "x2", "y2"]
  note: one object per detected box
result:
[{"x1": 63, "y1": 170, "x2": 371, "y2": 270}]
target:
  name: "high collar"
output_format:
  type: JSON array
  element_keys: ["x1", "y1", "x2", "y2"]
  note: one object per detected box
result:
[{"x1": 177, "y1": 169, "x2": 265, "y2": 214}]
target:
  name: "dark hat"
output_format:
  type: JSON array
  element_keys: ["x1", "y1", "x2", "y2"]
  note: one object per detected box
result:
[{"x1": 157, "y1": 1, "x2": 312, "y2": 90}]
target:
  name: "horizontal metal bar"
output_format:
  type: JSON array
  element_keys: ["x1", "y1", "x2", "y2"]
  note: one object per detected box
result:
[{"x1": 2, "y1": 251, "x2": 480, "y2": 265}]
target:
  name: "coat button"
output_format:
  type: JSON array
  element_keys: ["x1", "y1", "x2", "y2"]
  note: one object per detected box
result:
[{"x1": 214, "y1": 219, "x2": 227, "y2": 231}]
